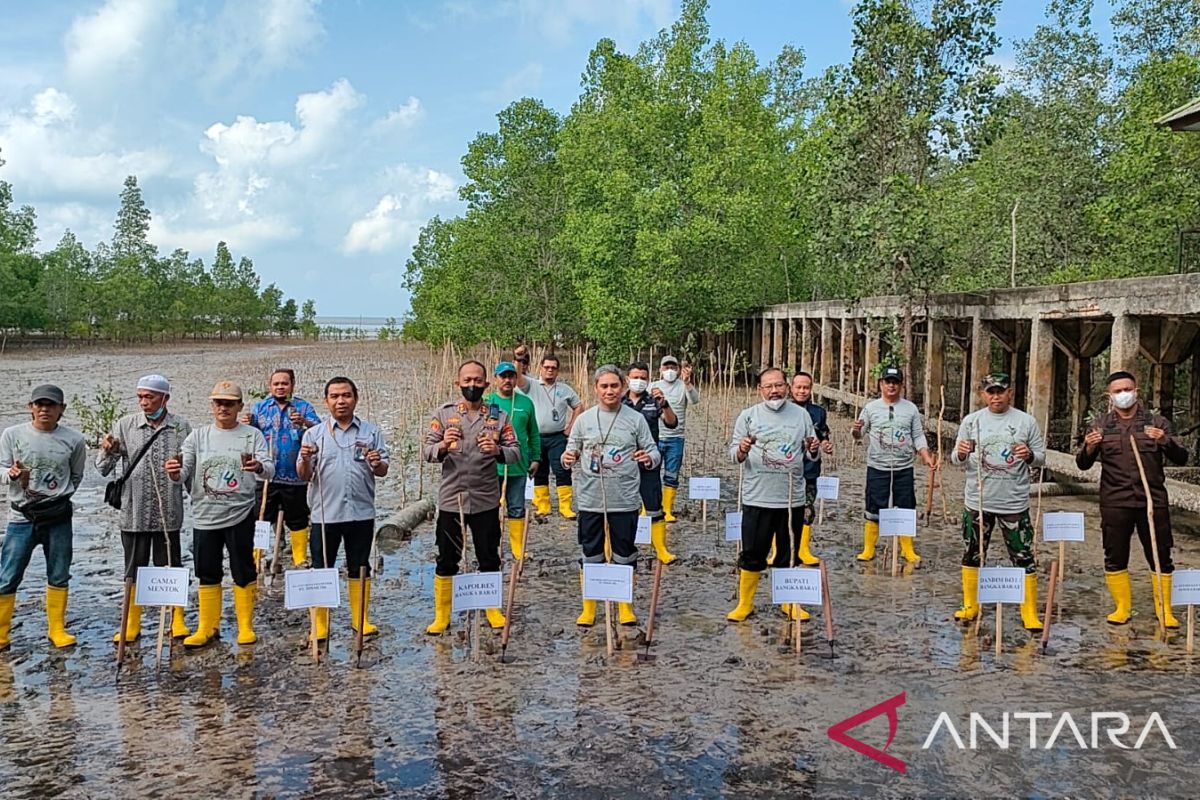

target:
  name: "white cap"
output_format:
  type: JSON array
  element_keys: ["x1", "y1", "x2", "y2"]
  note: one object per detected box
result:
[{"x1": 137, "y1": 374, "x2": 171, "y2": 395}]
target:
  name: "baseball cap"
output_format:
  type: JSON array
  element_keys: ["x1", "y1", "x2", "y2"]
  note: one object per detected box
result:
[
  {"x1": 982, "y1": 372, "x2": 1011, "y2": 390},
  {"x1": 880, "y1": 366, "x2": 904, "y2": 382},
  {"x1": 661, "y1": 355, "x2": 679, "y2": 367},
  {"x1": 209, "y1": 381, "x2": 243, "y2": 401},
  {"x1": 137, "y1": 374, "x2": 171, "y2": 394},
  {"x1": 495, "y1": 361, "x2": 517, "y2": 376},
  {"x1": 30, "y1": 384, "x2": 65, "y2": 404}
]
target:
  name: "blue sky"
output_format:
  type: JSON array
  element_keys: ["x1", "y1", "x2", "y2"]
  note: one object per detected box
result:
[{"x1": 0, "y1": 0, "x2": 1114, "y2": 317}]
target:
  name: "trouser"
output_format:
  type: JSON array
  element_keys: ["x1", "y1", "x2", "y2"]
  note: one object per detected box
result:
[
  {"x1": 193, "y1": 512, "x2": 256, "y2": 588},
  {"x1": 499, "y1": 473, "x2": 528, "y2": 519},
  {"x1": 311, "y1": 519, "x2": 375, "y2": 577},
  {"x1": 255, "y1": 482, "x2": 311, "y2": 531},
  {"x1": 659, "y1": 437, "x2": 684, "y2": 488},
  {"x1": 737, "y1": 505, "x2": 805, "y2": 572},
  {"x1": 802, "y1": 481, "x2": 819, "y2": 525},
  {"x1": 959, "y1": 508, "x2": 1036, "y2": 573},
  {"x1": 1101, "y1": 505, "x2": 1174, "y2": 573},
  {"x1": 0, "y1": 518, "x2": 73, "y2": 593},
  {"x1": 435, "y1": 509, "x2": 502, "y2": 576},
  {"x1": 533, "y1": 431, "x2": 572, "y2": 487},
  {"x1": 638, "y1": 466, "x2": 664, "y2": 520},
  {"x1": 120, "y1": 530, "x2": 184, "y2": 580},
  {"x1": 577, "y1": 510, "x2": 638, "y2": 565},
  {"x1": 864, "y1": 466, "x2": 916, "y2": 520}
]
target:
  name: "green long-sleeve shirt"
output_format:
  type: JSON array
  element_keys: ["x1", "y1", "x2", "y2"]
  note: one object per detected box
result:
[{"x1": 484, "y1": 390, "x2": 539, "y2": 477}]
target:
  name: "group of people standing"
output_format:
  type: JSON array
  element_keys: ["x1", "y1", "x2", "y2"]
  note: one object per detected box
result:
[{"x1": 0, "y1": 351, "x2": 1186, "y2": 652}]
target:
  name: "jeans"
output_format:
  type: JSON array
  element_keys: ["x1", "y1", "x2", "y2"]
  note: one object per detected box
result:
[
  {"x1": 498, "y1": 474, "x2": 527, "y2": 519},
  {"x1": 0, "y1": 519, "x2": 73, "y2": 593},
  {"x1": 311, "y1": 519, "x2": 375, "y2": 577},
  {"x1": 659, "y1": 437, "x2": 685, "y2": 488}
]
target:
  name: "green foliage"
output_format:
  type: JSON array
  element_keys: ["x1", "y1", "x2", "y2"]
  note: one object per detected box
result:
[{"x1": 71, "y1": 386, "x2": 126, "y2": 446}]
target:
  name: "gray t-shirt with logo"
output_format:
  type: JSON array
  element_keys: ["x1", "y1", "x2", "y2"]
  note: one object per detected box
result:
[
  {"x1": 0, "y1": 422, "x2": 87, "y2": 523},
  {"x1": 857, "y1": 398, "x2": 929, "y2": 471},
  {"x1": 729, "y1": 402, "x2": 816, "y2": 508},
  {"x1": 564, "y1": 405, "x2": 660, "y2": 512},
  {"x1": 952, "y1": 406, "x2": 1046, "y2": 514}
]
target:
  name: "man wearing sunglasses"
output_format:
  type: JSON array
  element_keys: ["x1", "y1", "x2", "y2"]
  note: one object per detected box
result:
[
  {"x1": 950, "y1": 373, "x2": 1045, "y2": 630},
  {"x1": 523, "y1": 354, "x2": 584, "y2": 519},
  {"x1": 851, "y1": 366, "x2": 935, "y2": 563}
]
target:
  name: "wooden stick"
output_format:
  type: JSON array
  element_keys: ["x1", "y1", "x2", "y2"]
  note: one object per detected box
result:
[
  {"x1": 354, "y1": 564, "x2": 367, "y2": 666},
  {"x1": 1188, "y1": 605, "x2": 1195, "y2": 655},
  {"x1": 600, "y1": 473, "x2": 615, "y2": 661},
  {"x1": 1040, "y1": 560, "x2": 1058, "y2": 652},
  {"x1": 994, "y1": 603, "x2": 1002, "y2": 657},
  {"x1": 818, "y1": 497, "x2": 825, "y2": 527},
  {"x1": 891, "y1": 528, "x2": 899, "y2": 577},
  {"x1": 1056, "y1": 540, "x2": 1065, "y2": 622},
  {"x1": 938, "y1": 386, "x2": 949, "y2": 523},
  {"x1": 116, "y1": 577, "x2": 133, "y2": 677},
  {"x1": 155, "y1": 604, "x2": 167, "y2": 670},
  {"x1": 643, "y1": 558, "x2": 663, "y2": 655},
  {"x1": 1130, "y1": 435, "x2": 1167, "y2": 638},
  {"x1": 974, "y1": 419, "x2": 986, "y2": 637},
  {"x1": 269, "y1": 509, "x2": 285, "y2": 585},
  {"x1": 820, "y1": 561, "x2": 834, "y2": 651},
  {"x1": 702, "y1": 498, "x2": 708, "y2": 540}
]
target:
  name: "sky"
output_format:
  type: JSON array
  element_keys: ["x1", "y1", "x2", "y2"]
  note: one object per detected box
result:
[{"x1": 0, "y1": 0, "x2": 1115, "y2": 317}]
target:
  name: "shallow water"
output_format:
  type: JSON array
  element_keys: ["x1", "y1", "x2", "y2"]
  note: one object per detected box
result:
[{"x1": 0, "y1": 344, "x2": 1197, "y2": 798}]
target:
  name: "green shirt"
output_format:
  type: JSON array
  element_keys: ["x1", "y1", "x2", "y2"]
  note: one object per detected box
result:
[{"x1": 485, "y1": 390, "x2": 539, "y2": 476}]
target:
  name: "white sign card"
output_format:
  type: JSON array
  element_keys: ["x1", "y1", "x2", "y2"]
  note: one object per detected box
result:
[
  {"x1": 452, "y1": 572, "x2": 504, "y2": 612},
  {"x1": 688, "y1": 477, "x2": 721, "y2": 501},
  {"x1": 1042, "y1": 511, "x2": 1085, "y2": 543},
  {"x1": 1171, "y1": 569, "x2": 1200, "y2": 606},
  {"x1": 878, "y1": 508, "x2": 917, "y2": 537},
  {"x1": 725, "y1": 511, "x2": 743, "y2": 542},
  {"x1": 977, "y1": 567, "x2": 1026, "y2": 604},
  {"x1": 582, "y1": 563, "x2": 634, "y2": 603},
  {"x1": 816, "y1": 476, "x2": 840, "y2": 501},
  {"x1": 525, "y1": 479, "x2": 535, "y2": 501},
  {"x1": 771, "y1": 567, "x2": 823, "y2": 605},
  {"x1": 253, "y1": 520, "x2": 273, "y2": 551},
  {"x1": 134, "y1": 566, "x2": 190, "y2": 607},
  {"x1": 284, "y1": 568, "x2": 341, "y2": 609},
  {"x1": 635, "y1": 515, "x2": 652, "y2": 545}
]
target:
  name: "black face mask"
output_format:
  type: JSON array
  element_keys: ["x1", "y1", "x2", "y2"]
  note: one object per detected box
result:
[{"x1": 461, "y1": 385, "x2": 484, "y2": 403}]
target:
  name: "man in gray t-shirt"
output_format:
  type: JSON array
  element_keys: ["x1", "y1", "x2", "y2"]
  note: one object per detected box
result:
[
  {"x1": 950, "y1": 372, "x2": 1045, "y2": 631},
  {"x1": 521, "y1": 354, "x2": 584, "y2": 519},
  {"x1": 0, "y1": 384, "x2": 87, "y2": 651}
]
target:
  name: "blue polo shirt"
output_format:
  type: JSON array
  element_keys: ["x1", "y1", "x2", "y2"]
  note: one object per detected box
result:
[{"x1": 248, "y1": 396, "x2": 321, "y2": 484}]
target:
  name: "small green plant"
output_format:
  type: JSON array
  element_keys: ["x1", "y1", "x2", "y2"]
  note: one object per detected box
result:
[
  {"x1": 247, "y1": 386, "x2": 268, "y2": 400},
  {"x1": 72, "y1": 386, "x2": 127, "y2": 446}
]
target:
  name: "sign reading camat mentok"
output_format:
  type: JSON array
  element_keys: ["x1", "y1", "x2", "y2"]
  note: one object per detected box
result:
[
  {"x1": 452, "y1": 572, "x2": 503, "y2": 612},
  {"x1": 134, "y1": 566, "x2": 190, "y2": 607}
]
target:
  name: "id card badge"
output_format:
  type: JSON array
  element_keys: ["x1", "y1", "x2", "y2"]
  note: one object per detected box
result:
[
  {"x1": 353, "y1": 441, "x2": 369, "y2": 462},
  {"x1": 589, "y1": 445, "x2": 602, "y2": 474},
  {"x1": 552, "y1": 409, "x2": 561, "y2": 423}
]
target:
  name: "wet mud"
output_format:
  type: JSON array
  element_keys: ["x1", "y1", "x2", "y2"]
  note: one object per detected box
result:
[{"x1": 1, "y1": 343, "x2": 1198, "y2": 798}]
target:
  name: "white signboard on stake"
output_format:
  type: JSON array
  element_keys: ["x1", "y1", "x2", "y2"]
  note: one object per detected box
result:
[
  {"x1": 635, "y1": 515, "x2": 652, "y2": 545},
  {"x1": 977, "y1": 567, "x2": 1025, "y2": 604},
  {"x1": 452, "y1": 572, "x2": 503, "y2": 612},
  {"x1": 771, "y1": 567, "x2": 823, "y2": 605},
  {"x1": 525, "y1": 479, "x2": 535, "y2": 501},
  {"x1": 284, "y1": 568, "x2": 341, "y2": 609},
  {"x1": 582, "y1": 563, "x2": 634, "y2": 603},
  {"x1": 725, "y1": 511, "x2": 743, "y2": 542},
  {"x1": 688, "y1": 477, "x2": 721, "y2": 501},
  {"x1": 878, "y1": 508, "x2": 917, "y2": 537},
  {"x1": 253, "y1": 520, "x2": 273, "y2": 551},
  {"x1": 1171, "y1": 569, "x2": 1200, "y2": 606},
  {"x1": 1042, "y1": 511, "x2": 1085, "y2": 542},
  {"x1": 816, "y1": 476, "x2": 840, "y2": 501},
  {"x1": 134, "y1": 566, "x2": 190, "y2": 607}
]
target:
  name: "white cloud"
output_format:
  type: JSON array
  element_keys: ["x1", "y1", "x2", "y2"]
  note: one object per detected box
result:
[
  {"x1": 484, "y1": 62, "x2": 544, "y2": 104},
  {"x1": 374, "y1": 97, "x2": 424, "y2": 132},
  {"x1": 64, "y1": 0, "x2": 175, "y2": 86},
  {"x1": 342, "y1": 166, "x2": 457, "y2": 254},
  {"x1": 515, "y1": 0, "x2": 672, "y2": 46},
  {"x1": 206, "y1": 0, "x2": 325, "y2": 86},
  {"x1": 149, "y1": 215, "x2": 300, "y2": 255}
]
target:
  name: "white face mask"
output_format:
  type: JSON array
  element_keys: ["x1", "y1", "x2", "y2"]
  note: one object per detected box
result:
[
  {"x1": 1112, "y1": 390, "x2": 1138, "y2": 410},
  {"x1": 662, "y1": 369, "x2": 678, "y2": 383},
  {"x1": 628, "y1": 378, "x2": 648, "y2": 394},
  {"x1": 765, "y1": 398, "x2": 787, "y2": 411}
]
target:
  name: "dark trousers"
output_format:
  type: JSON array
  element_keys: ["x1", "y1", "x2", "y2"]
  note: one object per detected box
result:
[
  {"x1": 959, "y1": 509, "x2": 1036, "y2": 573},
  {"x1": 533, "y1": 431, "x2": 572, "y2": 487},
  {"x1": 255, "y1": 482, "x2": 311, "y2": 531},
  {"x1": 194, "y1": 512, "x2": 256, "y2": 587},
  {"x1": 577, "y1": 510, "x2": 639, "y2": 565},
  {"x1": 435, "y1": 509, "x2": 502, "y2": 576},
  {"x1": 1102, "y1": 505, "x2": 1174, "y2": 573},
  {"x1": 738, "y1": 505, "x2": 805, "y2": 572},
  {"x1": 638, "y1": 466, "x2": 664, "y2": 520},
  {"x1": 311, "y1": 520, "x2": 375, "y2": 577},
  {"x1": 864, "y1": 466, "x2": 916, "y2": 519},
  {"x1": 121, "y1": 530, "x2": 184, "y2": 580}
]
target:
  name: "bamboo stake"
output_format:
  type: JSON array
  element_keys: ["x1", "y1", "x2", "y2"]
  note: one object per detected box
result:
[
  {"x1": 269, "y1": 509, "x2": 285, "y2": 586},
  {"x1": 639, "y1": 559, "x2": 663, "y2": 663},
  {"x1": 599, "y1": 463, "x2": 615, "y2": 661},
  {"x1": 974, "y1": 419, "x2": 987, "y2": 637},
  {"x1": 116, "y1": 577, "x2": 133, "y2": 678},
  {"x1": 1040, "y1": 560, "x2": 1058, "y2": 653},
  {"x1": 820, "y1": 561, "x2": 835, "y2": 658},
  {"x1": 1130, "y1": 435, "x2": 1167, "y2": 638},
  {"x1": 1188, "y1": 605, "x2": 1195, "y2": 655},
  {"x1": 995, "y1": 602, "x2": 1002, "y2": 657}
]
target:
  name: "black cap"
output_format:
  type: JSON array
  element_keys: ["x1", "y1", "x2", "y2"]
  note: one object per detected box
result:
[
  {"x1": 880, "y1": 366, "x2": 904, "y2": 382},
  {"x1": 30, "y1": 384, "x2": 65, "y2": 404}
]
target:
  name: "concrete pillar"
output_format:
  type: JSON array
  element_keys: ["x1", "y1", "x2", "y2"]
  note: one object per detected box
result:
[
  {"x1": 1070, "y1": 354, "x2": 1091, "y2": 446},
  {"x1": 772, "y1": 318, "x2": 784, "y2": 367},
  {"x1": 840, "y1": 316, "x2": 855, "y2": 391},
  {"x1": 865, "y1": 326, "x2": 881, "y2": 397},
  {"x1": 801, "y1": 318, "x2": 814, "y2": 373},
  {"x1": 1154, "y1": 362, "x2": 1177, "y2": 419},
  {"x1": 820, "y1": 317, "x2": 835, "y2": 386},
  {"x1": 786, "y1": 318, "x2": 799, "y2": 372},
  {"x1": 760, "y1": 317, "x2": 772, "y2": 370},
  {"x1": 1109, "y1": 313, "x2": 1141, "y2": 376},
  {"x1": 969, "y1": 315, "x2": 991, "y2": 412},
  {"x1": 1026, "y1": 319, "x2": 1055, "y2": 434},
  {"x1": 750, "y1": 318, "x2": 762, "y2": 369},
  {"x1": 924, "y1": 319, "x2": 946, "y2": 413}
]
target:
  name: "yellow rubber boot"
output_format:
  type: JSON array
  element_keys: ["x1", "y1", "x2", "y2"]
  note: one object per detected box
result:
[
  {"x1": 485, "y1": 608, "x2": 507, "y2": 629},
  {"x1": 348, "y1": 578, "x2": 380, "y2": 636},
  {"x1": 662, "y1": 486, "x2": 678, "y2": 523},
  {"x1": 650, "y1": 518, "x2": 677, "y2": 564},
  {"x1": 508, "y1": 517, "x2": 527, "y2": 560},
  {"x1": 1020, "y1": 574, "x2": 1043, "y2": 631},
  {"x1": 1152, "y1": 573, "x2": 1180, "y2": 629},
  {"x1": 557, "y1": 486, "x2": 577, "y2": 519},
  {"x1": 576, "y1": 573, "x2": 597, "y2": 627},
  {"x1": 426, "y1": 575, "x2": 452, "y2": 634},
  {"x1": 856, "y1": 521, "x2": 879, "y2": 562},
  {"x1": 0, "y1": 594, "x2": 14, "y2": 650},
  {"x1": 310, "y1": 607, "x2": 329, "y2": 642},
  {"x1": 184, "y1": 585, "x2": 223, "y2": 647},
  {"x1": 171, "y1": 606, "x2": 191, "y2": 639},
  {"x1": 45, "y1": 586, "x2": 76, "y2": 648},
  {"x1": 533, "y1": 485, "x2": 551, "y2": 516},
  {"x1": 899, "y1": 535, "x2": 921, "y2": 564},
  {"x1": 290, "y1": 528, "x2": 309, "y2": 567},
  {"x1": 798, "y1": 524, "x2": 820, "y2": 565},
  {"x1": 618, "y1": 602, "x2": 637, "y2": 626},
  {"x1": 232, "y1": 584, "x2": 257, "y2": 644},
  {"x1": 954, "y1": 566, "x2": 980, "y2": 621},
  {"x1": 113, "y1": 602, "x2": 143, "y2": 643},
  {"x1": 727, "y1": 570, "x2": 760, "y2": 621},
  {"x1": 1104, "y1": 570, "x2": 1132, "y2": 625}
]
